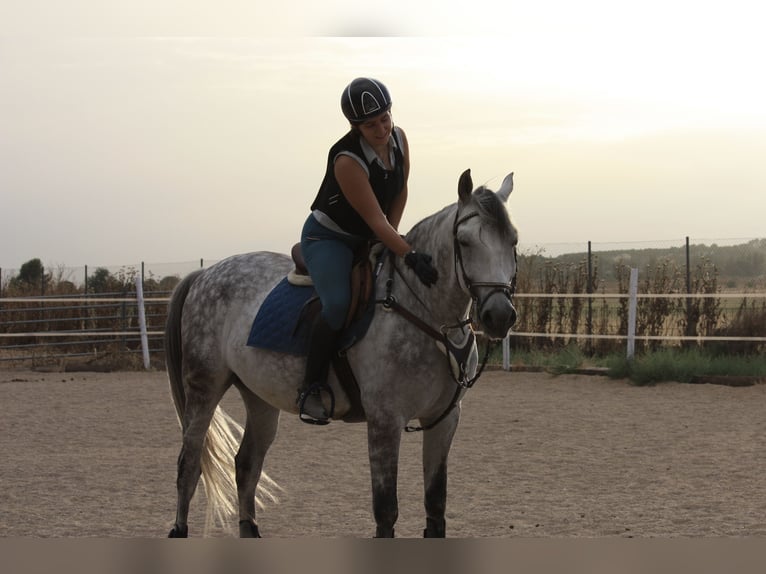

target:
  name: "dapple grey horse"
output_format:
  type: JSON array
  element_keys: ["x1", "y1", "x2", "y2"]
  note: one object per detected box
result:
[{"x1": 165, "y1": 169, "x2": 519, "y2": 537}]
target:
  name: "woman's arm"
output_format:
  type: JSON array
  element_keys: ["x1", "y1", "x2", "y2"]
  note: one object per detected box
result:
[{"x1": 334, "y1": 155, "x2": 411, "y2": 257}]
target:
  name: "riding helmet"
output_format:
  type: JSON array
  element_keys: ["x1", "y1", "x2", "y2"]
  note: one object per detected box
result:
[{"x1": 341, "y1": 77, "x2": 392, "y2": 123}]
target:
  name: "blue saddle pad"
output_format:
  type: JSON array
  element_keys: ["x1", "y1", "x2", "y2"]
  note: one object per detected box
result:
[{"x1": 246, "y1": 276, "x2": 376, "y2": 356}]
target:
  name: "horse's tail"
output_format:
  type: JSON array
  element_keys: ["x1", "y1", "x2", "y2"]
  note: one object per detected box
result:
[
  {"x1": 165, "y1": 269, "x2": 280, "y2": 535},
  {"x1": 165, "y1": 269, "x2": 203, "y2": 420}
]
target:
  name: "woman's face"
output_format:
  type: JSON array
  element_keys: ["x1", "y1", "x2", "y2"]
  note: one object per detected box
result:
[{"x1": 356, "y1": 111, "x2": 392, "y2": 147}]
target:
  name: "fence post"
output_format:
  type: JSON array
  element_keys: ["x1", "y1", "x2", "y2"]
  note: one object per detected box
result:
[
  {"x1": 684, "y1": 236, "x2": 692, "y2": 346},
  {"x1": 40, "y1": 265, "x2": 45, "y2": 326},
  {"x1": 502, "y1": 335, "x2": 510, "y2": 371},
  {"x1": 135, "y1": 275, "x2": 151, "y2": 370},
  {"x1": 627, "y1": 267, "x2": 638, "y2": 359},
  {"x1": 685, "y1": 236, "x2": 691, "y2": 295},
  {"x1": 585, "y1": 241, "x2": 593, "y2": 355}
]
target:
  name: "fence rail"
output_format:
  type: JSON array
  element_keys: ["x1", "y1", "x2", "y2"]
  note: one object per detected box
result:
[
  {"x1": 510, "y1": 331, "x2": 766, "y2": 341},
  {"x1": 514, "y1": 293, "x2": 766, "y2": 299},
  {"x1": 0, "y1": 277, "x2": 168, "y2": 365},
  {"x1": 2, "y1": 288, "x2": 765, "y2": 368},
  {"x1": 2, "y1": 237, "x2": 764, "y2": 366}
]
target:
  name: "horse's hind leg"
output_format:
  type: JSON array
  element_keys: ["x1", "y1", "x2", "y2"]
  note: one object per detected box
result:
[
  {"x1": 233, "y1": 381, "x2": 280, "y2": 538},
  {"x1": 169, "y1": 377, "x2": 230, "y2": 538},
  {"x1": 421, "y1": 408, "x2": 460, "y2": 538}
]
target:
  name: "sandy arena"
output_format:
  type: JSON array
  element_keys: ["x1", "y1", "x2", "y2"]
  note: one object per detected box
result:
[{"x1": 1, "y1": 368, "x2": 765, "y2": 538}]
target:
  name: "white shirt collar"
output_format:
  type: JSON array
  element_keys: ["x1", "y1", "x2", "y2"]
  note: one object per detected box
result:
[{"x1": 358, "y1": 127, "x2": 399, "y2": 168}]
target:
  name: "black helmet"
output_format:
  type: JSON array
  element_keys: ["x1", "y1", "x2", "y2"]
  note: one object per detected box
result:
[{"x1": 341, "y1": 77, "x2": 392, "y2": 123}]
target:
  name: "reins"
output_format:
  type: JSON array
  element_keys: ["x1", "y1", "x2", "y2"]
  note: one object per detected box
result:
[{"x1": 377, "y1": 249, "x2": 498, "y2": 433}]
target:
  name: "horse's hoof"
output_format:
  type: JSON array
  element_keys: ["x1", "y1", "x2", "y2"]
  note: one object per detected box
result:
[
  {"x1": 239, "y1": 520, "x2": 261, "y2": 538},
  {"x1": 168, "y1": 524, "x2": 189, "y2": 538},
  {"x1": 424, "y1": 518, "x2": 446, "y2": 537}
]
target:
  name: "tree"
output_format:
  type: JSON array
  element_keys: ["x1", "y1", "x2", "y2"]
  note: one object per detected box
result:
[
  {"x1": 18, "y1": 258, "x2": 43, "y2": 285},
  {"x1": 158, "y1": 275, "x2": 181, "y2": 292},
  {"x1": 10, "y1": 258, "x2": 50, "y2": 293},
  {"x1": 88, "y1": 267, "x2": 116, "y2": 293},
  {"x1": 87, "y1": 266, "x2": 138, "y2": 293}
]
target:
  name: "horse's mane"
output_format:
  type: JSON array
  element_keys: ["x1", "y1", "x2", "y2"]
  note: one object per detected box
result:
[
  {"x1": 407, "y1": 186, "x2": 514, "y2": 246},
  {"x1": 473, "y1": 187, "x2": 514, "y2": 239}
]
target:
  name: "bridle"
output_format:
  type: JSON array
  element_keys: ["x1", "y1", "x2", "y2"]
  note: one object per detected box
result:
[
  {"x1": 378, "y1": 205, "x2": 518, "y2": 432},
  {"x1": 452, "y1": 208, "x2": 518, "y2": 318}
]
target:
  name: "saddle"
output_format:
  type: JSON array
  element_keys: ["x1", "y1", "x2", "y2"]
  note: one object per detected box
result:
[{"x1": 288, "y1": 241, "x2": 377, "y2": 330}]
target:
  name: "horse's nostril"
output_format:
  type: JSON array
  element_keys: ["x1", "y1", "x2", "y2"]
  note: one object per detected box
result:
[
  {"x1": 481, "y1": 310, "x2": 493, "y2": 330},
  {"x1": 481, "y1": 301, "x2": 517, "y2": 338}
]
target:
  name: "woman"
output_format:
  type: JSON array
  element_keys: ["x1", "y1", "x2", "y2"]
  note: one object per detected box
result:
[{"x1": 298, "y1": 77, "x2": 439, "y2": 424}]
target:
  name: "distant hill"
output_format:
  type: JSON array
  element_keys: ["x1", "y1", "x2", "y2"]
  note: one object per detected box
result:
[{"x1": 534, "y1": 238, "x2": 766, "y2": 282}]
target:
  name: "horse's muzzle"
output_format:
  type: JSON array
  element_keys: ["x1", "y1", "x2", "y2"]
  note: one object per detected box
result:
[{"x1": 479, "y1": 290, "x2": 517, "y2": 340}]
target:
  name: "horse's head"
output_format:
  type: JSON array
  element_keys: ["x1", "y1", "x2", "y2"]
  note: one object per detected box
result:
[{"x1": 454, "y1": 169, "x2": 518, "y2": 340}]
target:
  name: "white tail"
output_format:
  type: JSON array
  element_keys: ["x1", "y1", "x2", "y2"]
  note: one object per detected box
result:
[{"x1": 198, "y1": 407, "x2": 281, "y2": 535}]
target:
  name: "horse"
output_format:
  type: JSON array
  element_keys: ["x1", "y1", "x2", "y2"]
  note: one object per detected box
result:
[{"x1": 165, "y1": 168, "x2": 519, "y2": 538}]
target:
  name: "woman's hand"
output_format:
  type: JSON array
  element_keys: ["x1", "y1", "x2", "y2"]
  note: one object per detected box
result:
[{"x1": 404, "y1": 251, "x2": 439, "y2": 287}]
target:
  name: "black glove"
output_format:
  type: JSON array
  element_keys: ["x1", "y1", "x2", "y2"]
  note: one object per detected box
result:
[{"x1": 404, "y1": 251, "x2": 439, "y2": 287}]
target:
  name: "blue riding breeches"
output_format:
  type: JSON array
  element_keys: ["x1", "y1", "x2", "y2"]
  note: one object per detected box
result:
[{"x1": 300, "y1": 213, "x2": 366, "y2": 331}]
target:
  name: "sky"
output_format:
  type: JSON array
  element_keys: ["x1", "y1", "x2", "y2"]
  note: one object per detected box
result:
[{"x1": 1, "y1": 1, "x2": 765, "y2": 270}]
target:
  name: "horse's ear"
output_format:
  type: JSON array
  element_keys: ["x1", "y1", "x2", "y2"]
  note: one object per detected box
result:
[
  {"x1": 458, "y1": 169, "x2": 473, "y2": 202},
  {"x1": 497, "y1": 172, "x2": 514, "y2": 203}
]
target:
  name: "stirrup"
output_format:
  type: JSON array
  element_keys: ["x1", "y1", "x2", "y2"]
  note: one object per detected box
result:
[{"x1": 297, "y1": 382, "x2": 335, "y2": 425}]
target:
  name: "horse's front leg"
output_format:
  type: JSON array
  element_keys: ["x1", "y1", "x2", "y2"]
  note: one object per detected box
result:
[
  {"x1": 422, "y1": 406, "x2": 460, "y2": 538},
  {"x1": 367, "y1": 420, "x2": 403, "y2": 538}
]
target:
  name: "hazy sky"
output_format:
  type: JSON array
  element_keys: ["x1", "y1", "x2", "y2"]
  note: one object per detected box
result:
[{"x1": 2, "y1": 1, "x2": 765, "y2": 269}]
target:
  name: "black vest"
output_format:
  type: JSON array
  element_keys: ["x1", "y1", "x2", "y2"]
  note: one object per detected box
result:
[{"x1": 310, "y1": 128, "x2": 405, "y2": 238}]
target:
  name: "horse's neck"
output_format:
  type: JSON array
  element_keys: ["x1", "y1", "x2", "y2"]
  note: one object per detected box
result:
[{"x1": 389, "y1": 204, "x2": 471, "y2": 325}]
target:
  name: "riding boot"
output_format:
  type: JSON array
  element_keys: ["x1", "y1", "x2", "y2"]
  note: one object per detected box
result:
[{"x1": 297, "y1": 314, "x2": 340, "y2": 424}]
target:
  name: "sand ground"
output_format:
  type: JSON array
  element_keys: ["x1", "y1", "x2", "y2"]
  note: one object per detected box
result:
[{"x1": 1, "y1": 368, "x2": 765, "y2": 538}]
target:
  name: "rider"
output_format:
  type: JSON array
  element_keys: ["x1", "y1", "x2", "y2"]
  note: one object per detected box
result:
[{"x1": 298, "y1": 77, "x2": 439, "y2": 424}]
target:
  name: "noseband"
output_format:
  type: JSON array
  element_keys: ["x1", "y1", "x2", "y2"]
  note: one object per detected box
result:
[{"x1": 452, "y1": 210, "x2": 518, "y2": 315}]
